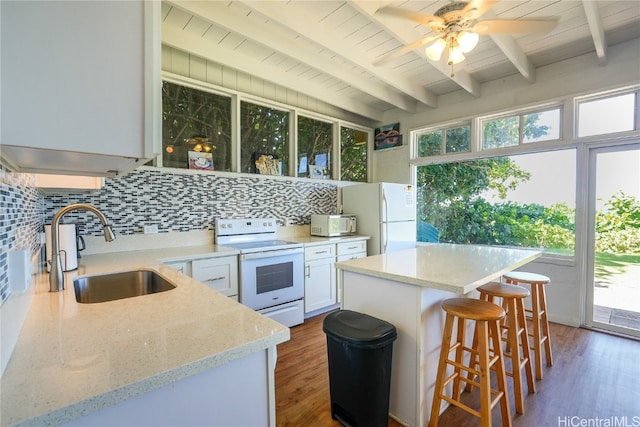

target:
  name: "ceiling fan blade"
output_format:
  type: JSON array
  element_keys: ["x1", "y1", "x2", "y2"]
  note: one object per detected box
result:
[
  {"x1": 373, "y1": 35, "x2": 441, "y2": 66},
  {"x1": 472, "y1": 18, "x2": 559, "y2": 34},
  {"x1": 461, "y1": 0, "x2": 497, "y2": 21},
  {"x1": 376, "y1": 6, "x2": 444, "y2": 29}
]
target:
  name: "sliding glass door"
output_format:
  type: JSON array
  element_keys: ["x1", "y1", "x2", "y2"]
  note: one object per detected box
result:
[{"x1": 585, "y1": 143, "x2": 640, "y2": 337}]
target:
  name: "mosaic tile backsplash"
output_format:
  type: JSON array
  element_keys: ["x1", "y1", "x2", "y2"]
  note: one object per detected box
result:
[
  {"x1": 0, "y1": 168, "x2": 43, "y2": 305},
  {"x1": 43, "y1": 167, "x2": 338, "y2": 237}
]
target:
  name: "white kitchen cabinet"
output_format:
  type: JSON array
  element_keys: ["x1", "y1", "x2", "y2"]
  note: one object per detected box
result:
[
  {"x1": 336, "y1": 240, "x2": 368, "y2": 304},
  {"x1": 304, "y1": 244, "x2": 337, "y2": 314},
  {"x1": 64, "y1": 348, "x2": 276, "y2": 427},
  {"x1": 191, "y1": 256, "x2": 238, "y2": 299},
  {"x1": 163, "y1": 256, "x2": 238, "y2": 299},
  {"x1": 164, "y1": 261, "x2": 191, "y2": 277},
  {"x1": 336, "y1": 240, "x2": 367, "y2": 259},
  {"x1": 0, "y1": 0, "x2": 161, "y2": 177}
]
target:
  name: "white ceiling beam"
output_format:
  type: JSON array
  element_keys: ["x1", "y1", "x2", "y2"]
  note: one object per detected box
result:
[
  {"x1": 243, "y1": 0, "x2": 438, "y2": 108},
  {"x1": 490, "y1": 34, "x2": 536, "y2": 82},
  {"x1": 582, "y1": 0, "x2": 608, "y2": 65},
  {"x1": 352, "y1": 0, "x2": 481, "y2": 97},
  {"x1": 481, "y1": 11, "x2": 536, "y2": 83},
  {"x1": 167, "y1": 0, "x2": 418, "y2": 113},
  {"x1": 162, "y1": 25, "x2": 385, "y2": 121}
]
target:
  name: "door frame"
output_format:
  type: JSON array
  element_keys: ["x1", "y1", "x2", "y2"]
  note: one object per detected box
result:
[{"x1": 583, "y1": 141, "x2": 640, "y2": 337}]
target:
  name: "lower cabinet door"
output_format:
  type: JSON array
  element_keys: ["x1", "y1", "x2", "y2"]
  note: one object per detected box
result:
[
  {"x1": 304, "y1": 258, "x2": 336, "y2": 313},
  {"x1": 192, "y1": 256, "x2": 238, "y2": 298}
]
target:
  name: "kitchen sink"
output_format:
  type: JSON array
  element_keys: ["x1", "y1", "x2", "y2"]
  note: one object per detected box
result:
[{"x1": 73, "y1": 269, "x2": 176, "y2": 303}]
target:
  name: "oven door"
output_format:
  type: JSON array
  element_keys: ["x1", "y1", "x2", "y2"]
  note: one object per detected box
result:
[{"x1": 239, "y1": 248, "x2": 304, "y2": 311}]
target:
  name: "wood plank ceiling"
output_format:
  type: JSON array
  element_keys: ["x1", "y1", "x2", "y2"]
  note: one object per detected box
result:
[{"x1": 162, "y1": 1, "x2": 640, "y2": 121}]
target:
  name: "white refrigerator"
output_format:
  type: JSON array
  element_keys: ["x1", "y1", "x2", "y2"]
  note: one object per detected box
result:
[{"x1": 342, "y1": 182, "x2": 416, "y2": 255}]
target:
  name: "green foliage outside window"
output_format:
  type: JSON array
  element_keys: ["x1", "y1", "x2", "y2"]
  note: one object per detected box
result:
[
  {"x1": 415, "y1": 112, "x2": 584, "y2": 253},
  {"x1": 596, "y1": 192, "x2": 640, "y2": 253},
  {"x1": 240, "y1": 101, "x2": 289, "y2": 175},
  {"x1": 417, "y1": 125, "x2": 470, "y2": 156},
  {"x1": 483, "y1": 113, "x2": 552, "y2": 149},
  {"x1": 446, "y1": 126, "x2": 470, "y2": 153},
  {"x1": 162, "y1": 82, "x2": 232, "y2": 170},
  {"x1": 298, "y1": 116, "x2": 332, "y2": 178},
  {"x1": 341, "y1": 126, "x2": 367, "y2": 182},
  {"x1": 417, "y1": 131, "x2": 442, "y2": 157},
  {"x1": 418, "y1": 160, "x2": 639, "y2": 254},
  {"x1": 162, "y1": 81, "x2": 369, "y2": 180}
]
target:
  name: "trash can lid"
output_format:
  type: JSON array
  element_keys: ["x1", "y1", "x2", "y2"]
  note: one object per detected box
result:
[{"x1": 323, "y1": 310, "x2": 397, "y2": 348}]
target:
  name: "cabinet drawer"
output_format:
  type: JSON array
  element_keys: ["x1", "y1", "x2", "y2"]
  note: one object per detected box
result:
[
  {"x1": 304, "y1": 244, "x2": 335, "y2": 261},
  {"x1": 192, "y1": 256, "x2": 238, "y2": 297},
  {"x1": 337, "y1": 252, "x2": 367, "y2": 262},
  {"x1": 337, "y1": 240, "x2": 367, "y2": 256}
]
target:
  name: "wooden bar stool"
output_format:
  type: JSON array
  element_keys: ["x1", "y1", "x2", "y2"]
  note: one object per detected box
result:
[
  {"x1": 429, "y1": 298, "x2": 511, "y2": 427},
  {"x1": 467, "y1": 282, "x2": 536, "y2": 414},
  {"x1": 503, "y1": 271, "x2": 553, "y2": 380}
]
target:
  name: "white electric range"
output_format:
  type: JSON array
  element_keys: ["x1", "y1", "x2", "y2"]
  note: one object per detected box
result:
[{"x1": 215, "y1": 218, "x2": 304, "y2": 327}]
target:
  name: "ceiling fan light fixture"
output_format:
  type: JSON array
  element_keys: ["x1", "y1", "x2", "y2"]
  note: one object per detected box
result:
[
  {"x1": 426, "y1": 37, "x2": 447, "y2": 61},
  {"x1": 448, "y1": 45, "x2": 466, "y2": 65},
  {"x1": 457, "y1": 31, "x2": 479, "y2": 53}
]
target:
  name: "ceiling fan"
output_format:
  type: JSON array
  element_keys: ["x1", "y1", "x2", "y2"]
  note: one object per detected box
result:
[{"x1": 374, "y1": 0, "x2": 559, "y2": 76}]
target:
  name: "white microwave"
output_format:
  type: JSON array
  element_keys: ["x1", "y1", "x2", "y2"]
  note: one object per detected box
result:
[{"x1": 310, "y1": 214, "x2": 357, "y2": 237}]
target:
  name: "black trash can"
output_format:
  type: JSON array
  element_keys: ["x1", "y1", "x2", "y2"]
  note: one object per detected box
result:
[{"x1": 323, "y1": 310, "x2": 397, "y2": 427}]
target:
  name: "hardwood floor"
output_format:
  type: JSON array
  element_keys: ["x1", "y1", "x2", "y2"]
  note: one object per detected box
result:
[{"x1": 275, "y1": 310, "x2": 640, "y2": 427}]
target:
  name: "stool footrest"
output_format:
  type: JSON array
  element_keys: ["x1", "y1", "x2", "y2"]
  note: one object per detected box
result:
[{"x1": 441, "y1": 388, "x2": 506, "y2": 417}]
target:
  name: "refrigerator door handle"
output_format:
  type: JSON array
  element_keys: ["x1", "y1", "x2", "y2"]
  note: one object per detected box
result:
[
  {"x1": 382, "y1": 188, "x2": 388, "y2": 223},
  {"x1": 382, "y1": 190, "x2": 389, "y2": 253},
  {"x1": 382, "y1": 222, "x2": 388, "y2": 254}
]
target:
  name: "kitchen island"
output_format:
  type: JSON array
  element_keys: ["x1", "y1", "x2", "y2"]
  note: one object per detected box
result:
[
  {"x1": 1, "y1": 246, "x2": 289, "y2": 427},
  {"x1": 336, "y1": 243, "x2": 542, "y2": 427}
]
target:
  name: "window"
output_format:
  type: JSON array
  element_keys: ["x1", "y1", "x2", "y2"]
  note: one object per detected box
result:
[
  {"x1": 162, "y1": 81, "x2": 232, "y2": 170},
  {"x1": 340, "y1": 126, "x2": 367, "y2": 182},
  {"x1": 161, "y1": 80, "x2": 371, "y2": 181},
  {"x1": 240, "y1": 101, "x2": 289, "y2": 175},
  {"x1": 523, "y1": 109, "x2": 561, "y2": 143},
  {"x1": 416, "y1": 124, "x2": 470, "y2": 157},
  {"x1": 416, "y1": 150, "x2": 576, "y2": 255},
  {"x1": 482, "y1": 107, "x2": 561, "y2": 150},
  {"x1": 578, "y1": 92, "x2": 637, "y2": 137},
  {"x1": 297, "y1": 116, "x2": 332, "y2": 179}
]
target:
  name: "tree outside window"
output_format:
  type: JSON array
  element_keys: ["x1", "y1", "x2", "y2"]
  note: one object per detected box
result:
[
  {"x1": 341, "y1": 126, "x2": 367, "y2": 182},
  {"x1": 417, "y1": 153, "x2": 576, "y2": 254},
  {"x1": 240, "y1": 101, "x2": 289, "y2": 175},
  {"x1": 162, "y1": 81, "x2": 232, "y2": 170},
  {"x1": 482, "y1": 110, "x2": 558, "y2": 150},
  {"x1": 416, "y1": 124, "x2": 470, "y2": 157},
  {"x1": 298, "y1": 116, "x2": 332, "y2": 178},
  {"x1": 416, "y1": 112, "x2": 575, "y2": 254}
]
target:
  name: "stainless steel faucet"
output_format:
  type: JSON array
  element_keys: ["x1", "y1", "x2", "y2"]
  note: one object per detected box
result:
[{"x1": 49, "y1": 203, "x2": 115, "y2": 292}]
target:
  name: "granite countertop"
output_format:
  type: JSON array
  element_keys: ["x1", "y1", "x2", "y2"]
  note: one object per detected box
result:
[
  {"x1": 0, "y1": 245, "x2": 290, "y2": 427},
  {"x1": 336, "y1": 243, "x2": 543, "y2": 294}
]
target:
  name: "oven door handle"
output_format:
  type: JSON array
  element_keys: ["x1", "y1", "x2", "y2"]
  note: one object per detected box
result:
[{"x1": 241, "y1": 248, "x2": 303, "y2": 260}]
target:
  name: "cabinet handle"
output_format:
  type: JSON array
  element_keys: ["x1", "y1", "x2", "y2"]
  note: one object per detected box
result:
[
  {"x1": 205, "y1": 276, "x2": 226, "y2": 282},
  {"x1": 347, "y1": 246, "x2": 358, "y2": 250},
  {"x1": 315, "y1": 250, "x2": 329, "y2": 254},
  {"x1": 305, "y1": 265, "x2": 310, "y2": 278}
]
